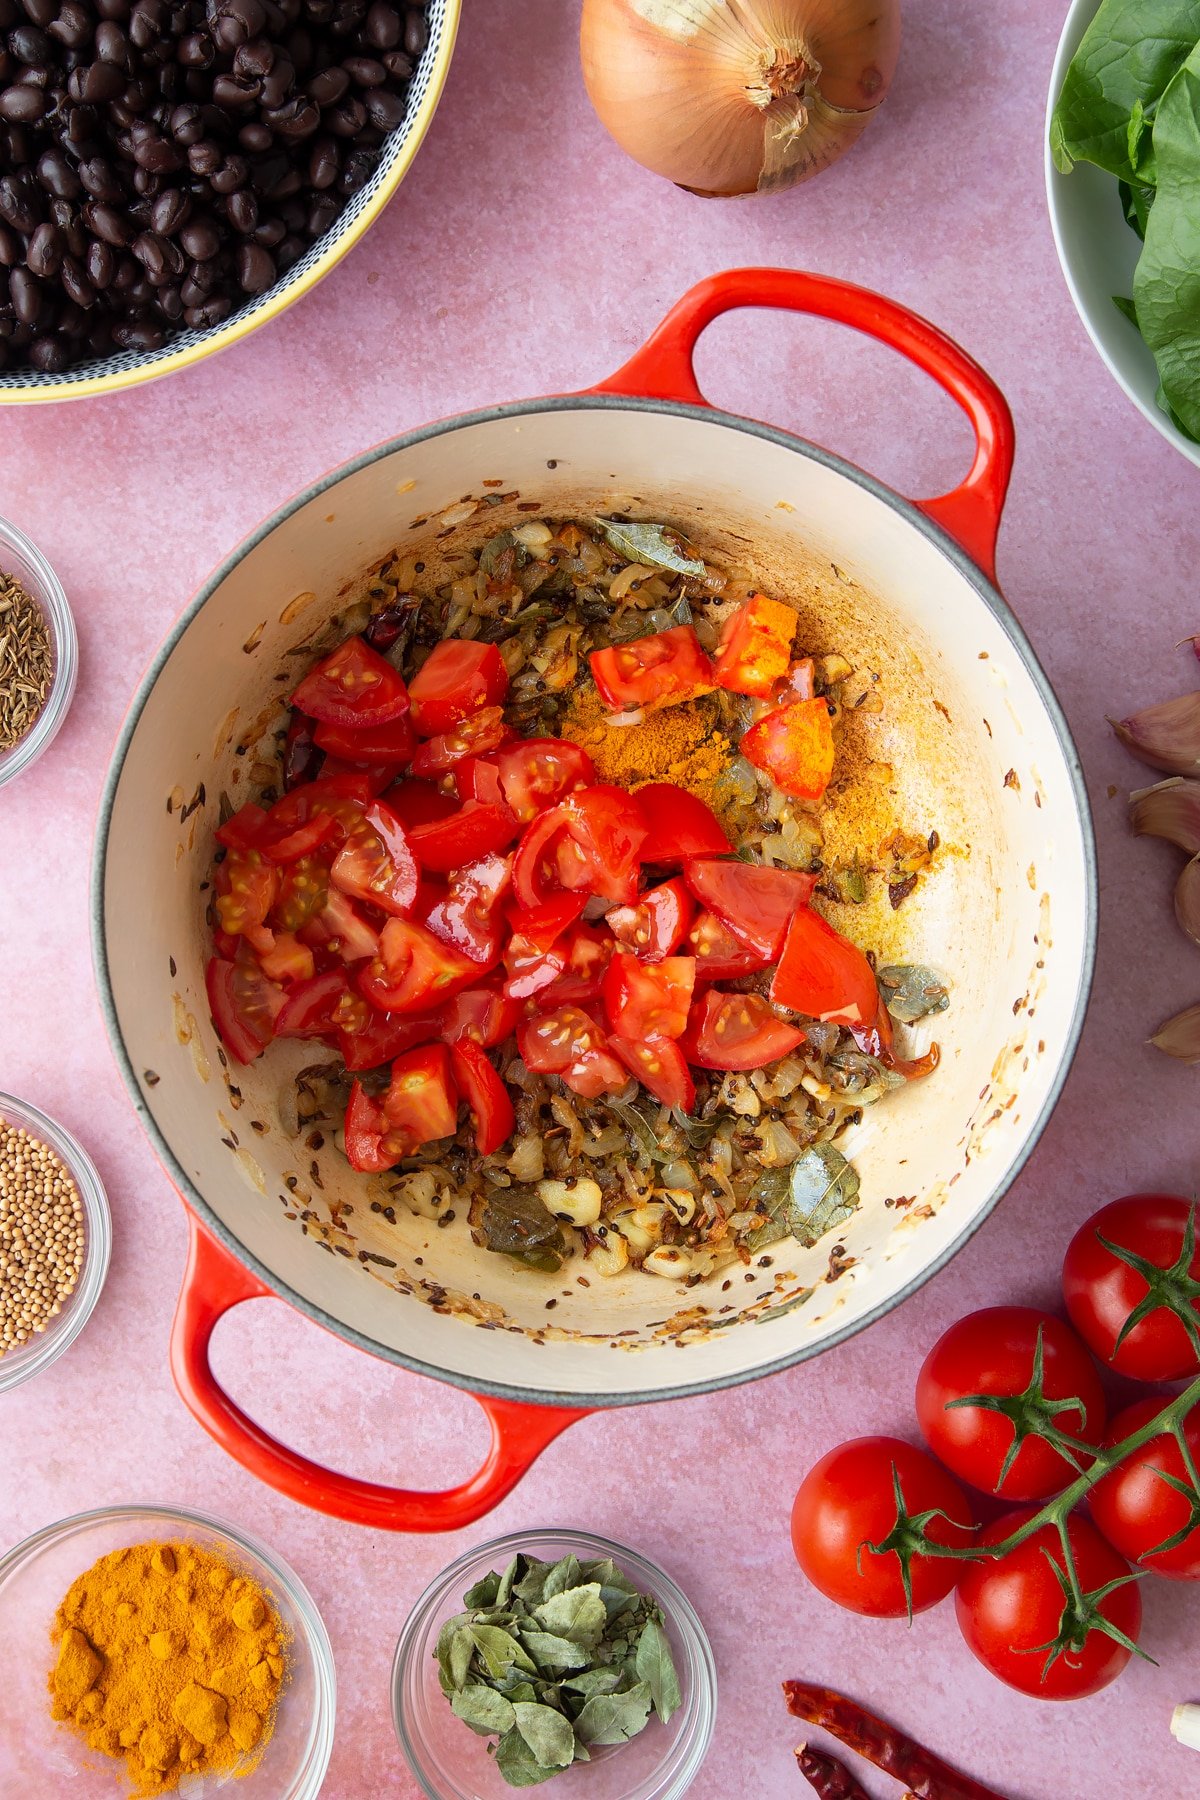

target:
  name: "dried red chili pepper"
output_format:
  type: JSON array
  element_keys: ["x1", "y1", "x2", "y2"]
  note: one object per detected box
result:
[
  {"x1": 783, "y1": 1684, "x2": 1008, "y2": 1800},
  {"x1": 796, "y1": 1743, "x2": 872, "y2": 1799}
]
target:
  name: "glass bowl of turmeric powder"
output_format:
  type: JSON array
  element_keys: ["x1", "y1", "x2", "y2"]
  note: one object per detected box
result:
[{"x1": 0, "y1": 1503, "x2": 335, "y2": 1796}]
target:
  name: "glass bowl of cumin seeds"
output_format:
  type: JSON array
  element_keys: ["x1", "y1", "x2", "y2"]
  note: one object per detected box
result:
[
  {"x1": 0, "y1": 515, "x2": 78, "y2": 791},
  {"x1": 0, "y1": 1093, "x2": 111, "y2": 1394}
]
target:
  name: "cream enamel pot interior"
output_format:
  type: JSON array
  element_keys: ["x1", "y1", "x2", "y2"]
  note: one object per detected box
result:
[{"x1": 94, "y1": 269, "x2": 1096, "y2": 1532}]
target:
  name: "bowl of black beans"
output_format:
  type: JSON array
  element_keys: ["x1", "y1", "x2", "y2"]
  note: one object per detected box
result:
[{"x1": 0, "y1": 0, "x2": 457, "y2": 398}]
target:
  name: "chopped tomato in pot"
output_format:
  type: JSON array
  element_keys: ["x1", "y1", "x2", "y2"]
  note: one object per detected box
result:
[
  {"x1": 503, "y1": 945, "x2": 566, "y2": 1000},
  {"x1": 770, "y1": 656, "x2": 815, "y2": 705},
  {"x1": 511, "y1": 806, "x2": 571, "y2": 908},
  {"x1": 359, "y1": 915, "x2": 481, "y2": 1015},
  {"x1": 603, "y1": 952, "x2": 695, "y2": 1040},
  {"x1": 686, "y1": 908, "x2": 768, "y2": 981},
  {"x1": 257, "y1": 931, "x2": 315, "y2": 985},
  {"x1": 264, "y1": 772, "x2": 375, "y2": 851},
  {"x1": 206, "y1": 955, "x2": 287, "y2": 1064},
  {"x1": 494, "y1": 738, "x2": 595, "y2": 821},
  {"x1": 344, "y1": 1083, "x2": 394, "y2": 1172},
  {"x1": 382, "y1": 1043, "x2": 458, "y2": 1147},
  {"x1": 383, "y1": 779, "x2": 459, "y2": 831},
  {"x1": 313, "y1": 710, "x2": 415, "y2": 764},
  {"x1": 425, "y1": 850, "x2": 512, "y2": 967},
  {"x1": 684, "y1": 858, "x2": 817, "y2": 960},
  {"x1": 408, "y1": 639, "x2": 509, "y2": 736},
  {"x1": 339, "y1": 1009, "x2": 442, "y2": 1071},
  {"x1": 312, "y1": 755, "x2": 401, "y2": 795},
  {"x1": 589, "y1": 624, "x2": 715, "y2": 711},
  {"x1": 438, "y1": 984, "x2": 520, "y2": 1049},
  {"x1": 272, "y1": 857, "x2": 329, "y2": 932},
  {"x1": 408, "y1": 801, "x2": 519, "y2": 872},
  {"x1": 633, "y1": 783, "x2": 730, "y2": 860},
  {"x1": 451, "y1": 1040, "x2": 515, "y2": 1155},
  {"x1": 518, "y1": 1006, "x2": 628, "y2": 1099},
  {"x1": 329, "y1": 799, "x2": 420, "y2": 917},
  {"x1": 741, "y1": 697, "x2": 835, "y2": 801},
  {"x1": 299, "y1": 887, "x2": 379, "y2": 963},
  {"x1": 214, "y1": 851, "x2": 278, "y2": 939},
  {"x1": 410, "y1": 704, "x2": 510, "y2": 777},
  {"x1": 508, "y1": 893, "x2": 588, "y2": 957},
  {"x1": 608, "y1": 877, "x2": 694, "y2": 960},
  {"x1": 612, "y1": 1036, "x2": 695, "y2": 1110},
  {"x1": 454, "y1": 755, "x2": 507, "y2": 808},
  {"x1": 215, "y1": 803, "x2": 271, "y2": 854},
  {"x1": 275, "y1": 969, "x2": 358, "y2": 1039},
  {"x1": 682, "y1": 990, "x2": 806, "y2": 1070},
  {"x1": 291, "y1": 635, "x2": 411, "y2": 729},
  {"x1": 218, "y1": 797, "x2": 337, "y2": 865},
  {"x1": 771, "y1": 907, "x2": 879, "y2": 1027},
  {"x1": 513, "y1": 785, "x2": 647, "y2": 908},
  {"x1": 536, "y1": 924, "x2": 612, "y2": 1006},
  {"x1": 713, "y1": 594, "x2": 798, "y2": 698}
]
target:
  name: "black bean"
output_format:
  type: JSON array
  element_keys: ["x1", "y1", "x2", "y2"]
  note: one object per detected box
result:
[
  {"x1": 28, "y1": 334, "x2": 69, "y2": 370},
  {"x1": 79, "y1": 157, "x2": 123, "y2": 200},
  {"x1": 307, "y1": 133, "x2": 337, "y2": 188},
  {"x1": 26, "y1": 220, "x2": 63, "y2": 276},
  {"x1": 178, "y1": 215, "x2": 219, "y2": 258},
  {"x1": 94, "y1": 21, "x2": 129, "y2": 65},
  {"x1": 9, "y1": 265, "x2": 41, "y2": 323},
  {"x1": 86, "y1": 238, "x2": 116, "y2": 286},
  {"x1": 363, "y1": 86, "x2": 404, "y2": 132},
  {"x1": 305, "y1": 63, "x2": 346, "y2": 106},
  {"x1": 259, "y1": 57, "x2": 293, "y2": 107},
  {"x1": 0, "y1": 81, "x2": 48, "y2": 122},
  {"x1": 227, "y1": 186, "x2": 256, "y2": 231},
  {"x1": 208, "y1": 153, "x2": 247, "y2": 193},
  {"x1": 95, "y1": 0, "x2": 132, "y2": 17},
  {"x1": 338, "y1": 144, "x2": 373, "y2": 193},
  {"x1": 403, "y1": 6, "x2": 426, "y2": 57},
  {"x1": 184, "y1": 292, "x2": 230, "y2": 326},
  {"x1": 234, "y1": 36, "x2": 273, "y2": 78},
  {"x1": 0, "y1": 175, "x2": 41, "y2": 231},
  {"x1": 365, "y1": 2, "x2": 401, "y2": 50},
  {"x1": 37, "y1": 149, "x2": 81, "y2": 198},
  {"x1": 176, "y1": 30, "x2": 213, "y2": 66},
  {"x1": 344, "y1": 54, "x2": 385, "y2": 86},
  {"x1": 168, "y1": 101, "x2": 203, "y2": 142},
  {"x1": 380, "y1": 49, "x2": 411, "y2": 79},
  {"x1": 150, "y1": 186, "x2": 188, "y2": 232},
  {"x1": 236, "y1": 118, "x2": 271, "y2": 150},
  {"x1": 51, "y1": 2, "x2": 95, "y2": 49},
  {"x1": 307, "y1": 192, "x2": 337, "y2": 236},
  {"x1": 186, "y1": 137, "x2": 220, "y2": 174},
  {"x1": 250, "y1": 213, "x2": 283, "y2": 245},
  {"x1": 155, "y1": 281, "x2": 182, "y2": 318},
  {"x1": 275, "y1": 228, "x2": 302, "y2": 265},
  {"x1": 60, "y1": 254, "x2": 95, "y2": 306},
  {"x1": 112, "y1": 316, "x2": 164, "y2": 349},
  {"x1": 325, "y1": 94, "x2": 364, "y2": 136},
  {"x1": 211, "y1": 71, "x2": 258, "y2": 107},
  {"x1": 21, "y1": 0, "x2": 58, "y2": 29},
  {"x1": 85, "y1": 200, "x2": 133, "y2": 244},
  {"x1": 235, "y1": 240, "x2": 273, "y2": 290},
  {"x1": 0, "y1": 221, "x2": 18, "y2": 263},
  {"x1": 9, "y1": 25, "x2": 53, "y2": 63},
  {"x1": 267, "y1": 95, "x2": 317, "y2": 137}
]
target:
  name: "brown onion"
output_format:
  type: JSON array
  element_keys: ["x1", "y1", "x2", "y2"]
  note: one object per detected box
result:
[{"x1": 580, "y1": 0, "x2": 901, "y2": 198}]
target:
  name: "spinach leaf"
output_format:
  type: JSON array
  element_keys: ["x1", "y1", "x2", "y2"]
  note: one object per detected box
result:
[
  {"x1": 1050, "y1": 0, "x2": 1200, "y2": 181},
  {"x1": 1118, "y1": 178, "x2": 1156, "y2": 239},
  {"x1": 1134, "y1": 47, "x2": 1200, "y2": 441}
]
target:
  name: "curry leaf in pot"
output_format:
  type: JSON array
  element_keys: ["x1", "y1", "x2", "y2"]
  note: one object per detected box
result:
[
  {"x1": 481, "y1": 1185, "x2": 567, "y2": 1271},
  {"x1": 787, "y1": 1143, "x2": 861, "y2": 1248},
  {"x1": 594, "y1": 519, "x2": 708, "y2": 577},
  {"x1": 877, "y1": 964, "x2": 951, "y2": 1023}
]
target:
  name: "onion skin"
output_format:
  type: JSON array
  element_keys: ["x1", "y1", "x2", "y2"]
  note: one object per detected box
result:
[
  {"x1": 1111, "y1": 690, "x2": 1200, "y2": 774},
  {"x1": 580, "y1": 0, "x2": 901, "y2": 199}
]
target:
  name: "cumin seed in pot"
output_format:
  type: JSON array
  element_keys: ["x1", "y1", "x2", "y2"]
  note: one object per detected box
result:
[{"x1": 0, "y1": 570, "x2": 53, "y2": 752}]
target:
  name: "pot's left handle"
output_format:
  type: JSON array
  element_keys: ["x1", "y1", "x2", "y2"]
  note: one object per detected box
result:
[{"x1": 171, "y1": 1215, "x2": 590, "y2": 1531}]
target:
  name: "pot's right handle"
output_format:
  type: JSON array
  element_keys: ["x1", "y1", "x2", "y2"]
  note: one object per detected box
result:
[
  {"x1": 171, "y1": 1214, "x2": 590, "y2": 1531},
  {"x1": 589, "y1": 268, "x2": 1015, "y2": 586}
]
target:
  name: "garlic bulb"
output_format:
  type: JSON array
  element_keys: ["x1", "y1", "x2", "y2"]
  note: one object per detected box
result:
[{"x1": 580, "y1": 0, "x2": 901, "y2": 198}]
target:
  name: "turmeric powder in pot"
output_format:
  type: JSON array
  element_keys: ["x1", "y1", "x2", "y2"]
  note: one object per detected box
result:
[
  {"x1": 560, "y1": 684, "x2": 732, "y2": 801},
  {"x1": 48, "y1": 1539, "x2": 285, "y2": 1795}
]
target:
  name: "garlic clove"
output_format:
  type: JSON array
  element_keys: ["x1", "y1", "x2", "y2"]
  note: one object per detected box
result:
[
  {"x1": 1111, "y1": 691, "x2": 1200, "y2": 774},
  {"x1": 1171, "y1": 1703, "x2": 1200, "y2": 1750},
  {"x1": 1150, "y1": 1002, "x2": 1200, "y2": 1063},
  {"x1": 1176, "y1": 857, "x2": 1200, "y2": 948},
  {"x1": 1130, "y1": 778, "x2": 1200, "y2": 855}
]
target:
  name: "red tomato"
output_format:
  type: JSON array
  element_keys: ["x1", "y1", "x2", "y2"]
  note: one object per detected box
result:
[
  {"x1": 329, "y1": 799, "x2": 419, "y2": 917},
  {"x1": 410, "y1": 704, "x2": 511, "y2": 777},
  {"x1": 408, "y1": 639, "x2": 508, "y2": 736},
  {"x1": 382, "y1": 1043, "x2": 458, "y2": 1148},
  {"x1": 494, "y1": 737, "x2": 595, "y2": 821},
  {"x1": 359, "y1": 915, "x2": 481, "y2": 1015},
  {"x1": 517, "y1": 1006, "x2": 628, "y2": 1099},
  {"x1": 771, "y1": 657, "x2": 816, "y2": 705},
  {"x1": 589, "y1": 624, "x2": 715, "y2": 710},
  {"x1": 454, "y1": 755, "x2": 508, "y2": 807},
  {"x1": 205, "y1": 955, "x2": 287, "y2": 1064},
  {"x1": 256, "y1": 931, "x2": 315, "y2": 985},
  {"x1": 215, "y1": 802, "x2": 271, "y2": 853},
  {"x1": 684, "y1": 859, "x2": 817, "y2": 960},
  {"x1": 343, "y1": 1082, "x2": 402, "y2": 1172},
  {"x1": 771, "y1": 907, "x2": 879, "y2": 1027},
  {"x1": 612, "y1": 1036, "x2": 695, "y2": 1110},
  {"x1": 955, "y1": 1511, "x2": 1141, "y2": 1699},
  {"x1": 713, "y1": 594, "x2": 798, "y2": 698},
  {"x1": 438, "y1": 985, "x2": 520, "y2": 1049},
  {"x1": 313, "y1": 710, "x2": 415, "y2": 763},
  {"x1": 275, "y1": 969, "x2": 360, "y2": 1040},
  {"x1": 633, "y1": 783, "x2": 730, "y2": 860},
  {"x1": 536, "y1": 924, "x2": 613, "y2": 1006},
  {"x1": 299, "y1": 887, "x2": 379, "y2": 963},
  {"x1": 791, "y1": 1437, "x2": 975, "y2": 1617},
  {"x1": 382, "y1": 779, "x2": 459, "y2": 830},
  {"x1": 685, "y1": 909, "x2": 767, "y2": 980},
  {"x1": 451, "y1": 1040, "x2": 515, "y2": 1155},
  {"x1": 1090, "y1": 1398, "x2": 1200, "y2": 1579},
  {"x1": 741, "y1": 697, "x2": 836, "y2": 801},
  {"x1": 603, "y1": 952, "x2": 695, "y2": 1040},
  {"x1": 407, "y1": 801, "x2": 519, "y2": 872},
  {"x1": 513, "y1": 786, "x2": 648, "y2": 907},
  {"x1": 503, "y1": 896, "x2": 589, "y2": 999},
  {"x1": 316, "y1": 755, "x2": 401, "y2": 796},
  {"x1": 339, "y1": 1009, "x2": 442, "y2": 1072},
  {"x1": 915, "y1": 1307, "x2": 1107, "y2": 1501},
  {"x1": 682, "y1": 990, "x2": 806, "y2": 1070},
  {"x1": 214, "y1": 852, "x2": 279, "y2": 939},
  {"x1": 291, "y1": 636, "x2": 410, "y2": 728},
  {"x1": 265, "y1": 772, "x2": 375, "y2": 851},
  {"x1": 425, "y1": 851, "x2": 513, "y2": 967},
  {"x1": 1062, "y1": 1195, "x2": 1200, "y2": 1381},
  {"x1": 608, "y1": 877, "x2": 693, "y2": 960}
]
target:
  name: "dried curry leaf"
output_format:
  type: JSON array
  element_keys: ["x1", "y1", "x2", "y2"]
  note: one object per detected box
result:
[
  {"x1": 482, "y1": 1186, "x2": 567, "y2": 1272},
  {"x1": 877, "y1": 964, "x2": 951, "y2": 1023},
  {"x1": 594, "y1": 518, "x2": 707, "y2": 578},
  {"x1": 787, "y1": 1144, "x2": 861, "y2": 1248}
]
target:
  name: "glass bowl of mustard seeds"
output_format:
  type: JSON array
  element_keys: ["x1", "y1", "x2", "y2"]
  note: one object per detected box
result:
[
  {"x1": 0, "y1": 1092, "x2": 111, "y2": 1394},
  {"x1": 0, "y1": 514, "x2": 78, "y2": 791},
  {"x1": 0, "y1": 1503, "x2": 335, "y2": 1797}
]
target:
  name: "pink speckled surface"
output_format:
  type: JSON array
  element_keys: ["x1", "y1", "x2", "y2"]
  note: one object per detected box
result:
[{"x1": 2, "y1": 2, "x2": 1198, "y2": 1795}]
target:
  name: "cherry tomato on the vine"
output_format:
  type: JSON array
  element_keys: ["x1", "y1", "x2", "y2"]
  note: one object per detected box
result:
[
  {"x1": 1089, "y1": 1398, "x2": 1200, "y2": 1580},
  {"x1": 955, "y1": 1510, "x2": 1141, "y2": 1700},
  {"x1": 915, "y1": 1306, "x2": 1106, "y2": 1501},
  {"x1": 1062, "y1": 1194, "x2": 1200, "y2": 1382},
  {"x1": 790, "y1": 1436, "x2": 976, "y2": 1618}
]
